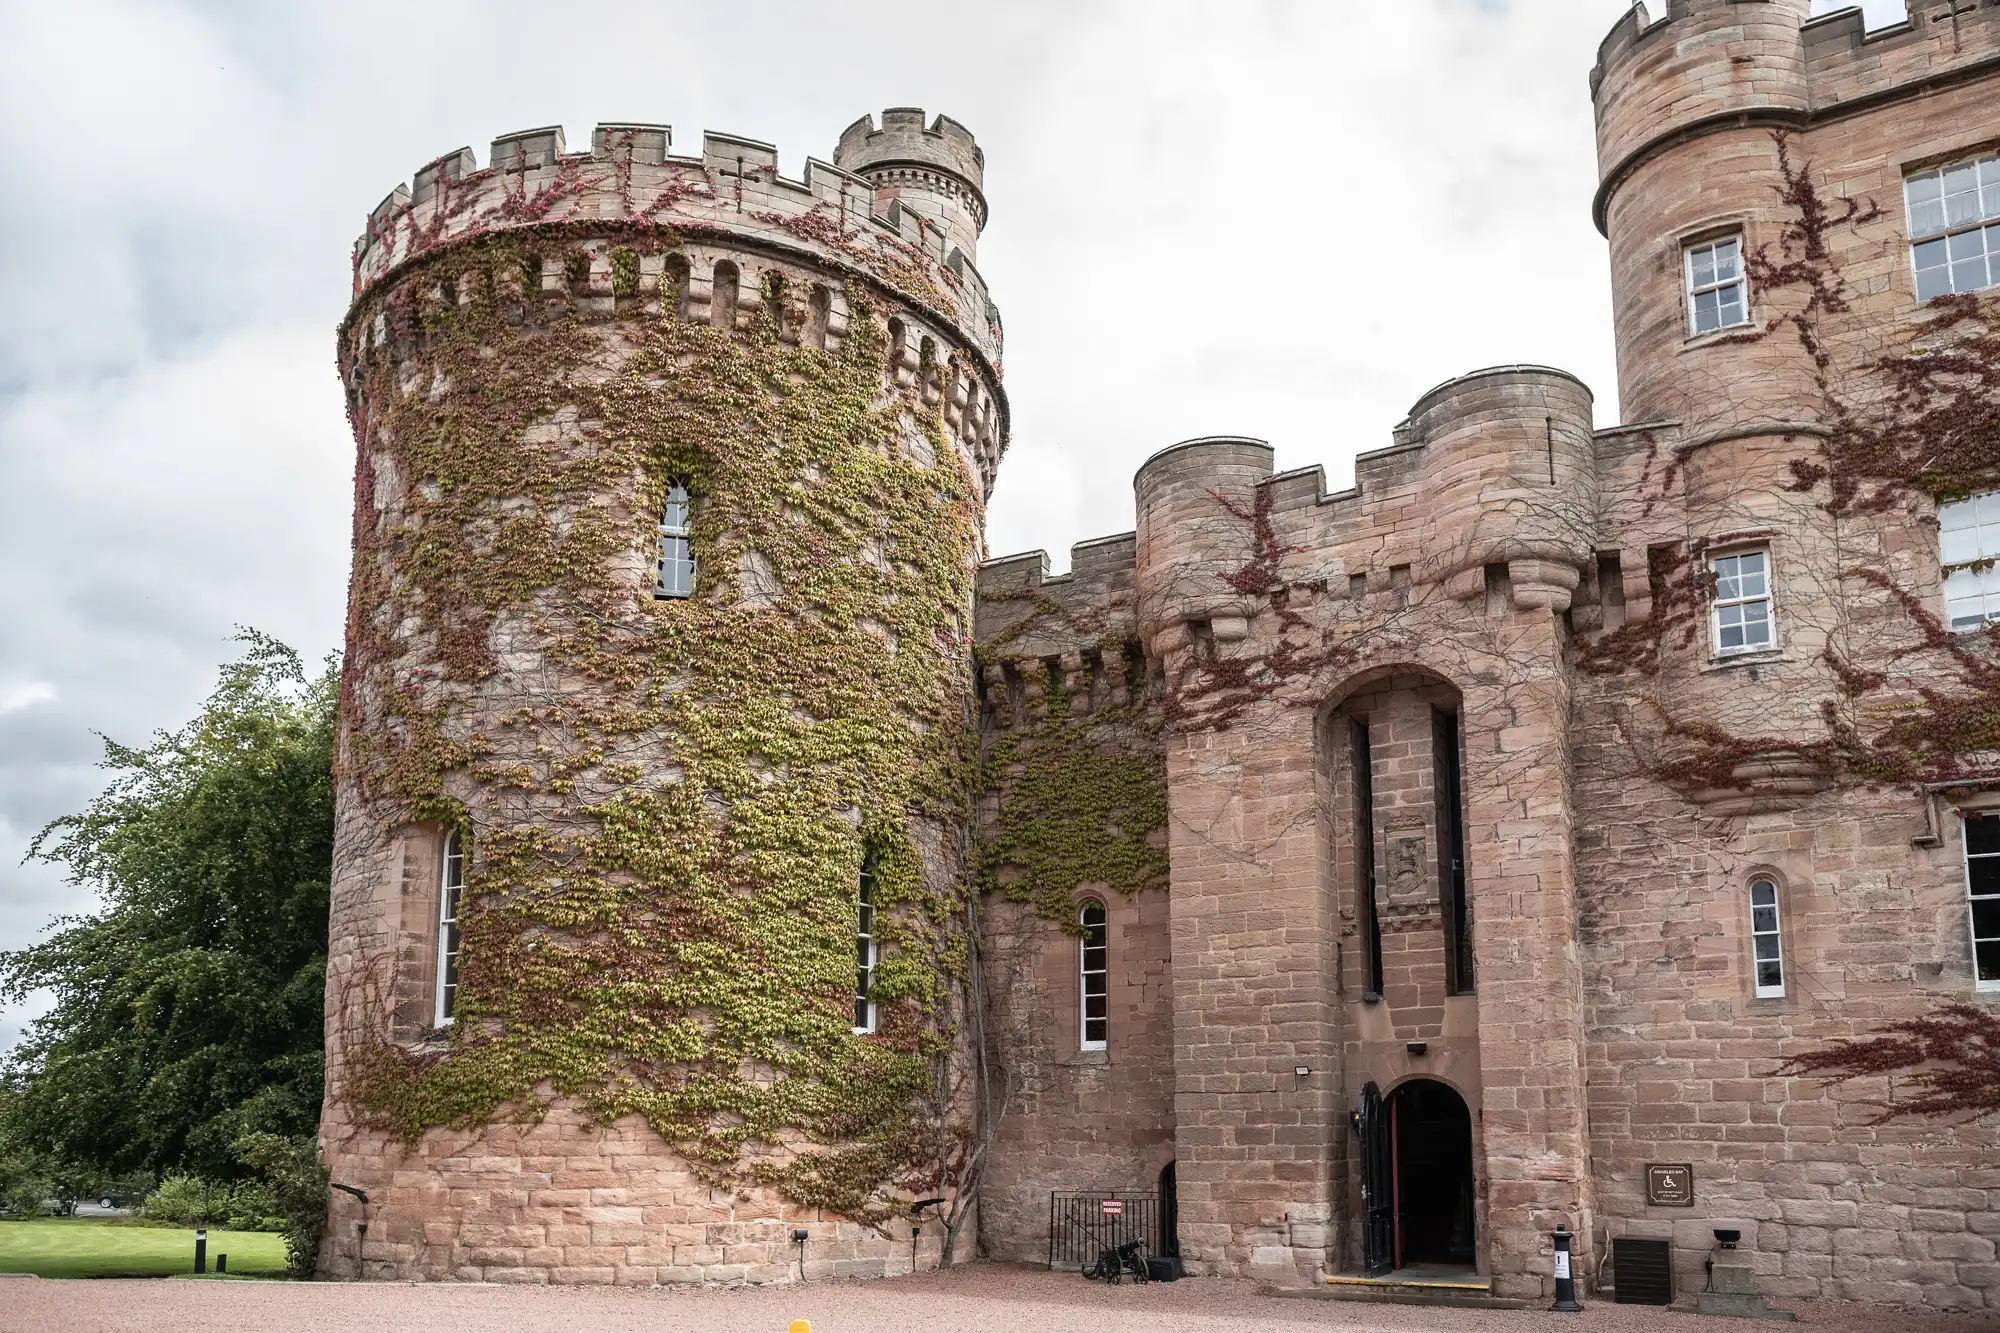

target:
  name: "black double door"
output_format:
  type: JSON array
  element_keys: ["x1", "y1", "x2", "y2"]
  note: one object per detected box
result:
[
  {"x1": 1356, "y1": 1078, "x2": 1475, "y2": 1274},
  {"x1": 1357, "y1": 1082, "x2": 1396, "y2": 1275}
]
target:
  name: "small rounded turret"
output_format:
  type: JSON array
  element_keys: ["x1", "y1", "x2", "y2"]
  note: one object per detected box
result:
[
  {"x1": 1133, "y1": 436, "x2": 1275, "y2": 656},
  {"x1": 836, "y1": 108, "x2": 987, "y2": 265},
  {"x1": 1405, "y1": 366, "x2": 1598, "y2": 612}
]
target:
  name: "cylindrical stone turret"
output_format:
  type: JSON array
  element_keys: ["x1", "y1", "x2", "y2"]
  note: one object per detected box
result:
[
  {"x1": 323, "y1": 113, "x2": 1005, "y2": 1284},
  {"x1": 1403, "y1": 366, "x2": 1598, "y2": 612},
  {"x1": 1591, "y1": 1, "x2": 1817, "y2": 426},
  {"x1": 1133, "y1": 436, "x2": 1276, "y2": 660},
  {"x1": 835, "y1": 108, "x2": 988, "y2": 267}
]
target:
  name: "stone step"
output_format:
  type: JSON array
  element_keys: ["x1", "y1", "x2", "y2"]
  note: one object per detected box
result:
[
  {"x1": 1259, "y1": 1272, "x2": 1533, "y2": 1310},
  {"x1": 1697, "y1": 1290, "x2": 1799, "y2": 1321}
]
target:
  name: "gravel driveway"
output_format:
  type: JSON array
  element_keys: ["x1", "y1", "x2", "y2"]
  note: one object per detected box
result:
[{"x1": 4, "y1": 1264, "x2": 1995, "y2": 1333}]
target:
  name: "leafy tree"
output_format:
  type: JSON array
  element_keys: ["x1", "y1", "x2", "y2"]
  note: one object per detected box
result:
[
  {"x1": 0, "y1": 632, "x2": 335, "y2": 1182},
  {"x1": 0, "y1": 1091, "x2": 153, "y2": 1218},
  {"x1": 233, "y1": 1132, "x2": 329, "y2": 1277}
]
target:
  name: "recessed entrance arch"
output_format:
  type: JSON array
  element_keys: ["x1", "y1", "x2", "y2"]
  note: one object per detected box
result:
[{"x1": 1358, "y1": 1078, "x2": 1476, "y2": 1273}]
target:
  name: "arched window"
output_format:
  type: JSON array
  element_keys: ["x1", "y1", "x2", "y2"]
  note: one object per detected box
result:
[
  {"x1": 664, "y1": 254, "x2": 691, "y2": 320},
  {"x1": 1079, "y1": 900, "x2": 1108, "y2": 1050},
  {"x1": 1750, "y1": 878, "x2": 1784, "y2": 999},
  {"x1": 656, "y1": 481, "x2": 695, "y2": 598},
  {"x1": 710, "y1": 260, "x2": 739, "y2": 330},
  {"x1": 436, "y1": 830, "x2": 465, "y2": 1026},
  {"x1": 854, "y1": 854, "x2": 878, "y2": 1034},
  {"x1": 806, "y1": 285, "x2": 832, "y2": 350},
  {"x1": 887, "y1": 317, "x2": 907, "y2": 377},
  {"x1": 763, "y1": 270, "x2": 787, "y2": 338}
]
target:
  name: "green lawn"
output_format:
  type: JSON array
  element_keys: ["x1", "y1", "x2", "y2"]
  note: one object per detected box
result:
[{"x1": 0, "y1": 1218, "x2": 287, "y2": 1278}]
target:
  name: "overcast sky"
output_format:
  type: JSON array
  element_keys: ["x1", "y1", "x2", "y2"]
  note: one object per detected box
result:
[{"x1": 0, "y1": 0, "x2": 1907, "y2": 1050}]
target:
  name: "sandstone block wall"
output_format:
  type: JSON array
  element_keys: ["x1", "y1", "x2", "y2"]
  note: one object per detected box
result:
[
  {"x1": 1575, "y1": 6, "x2": 2000, "y2": 1306},
  {"x1": 322, "y1": 1106, "x2": 960, "y2": 1283},
  {"x1": 977, "y1": 317, "x2": 1997, "y2": 1307},
  {"x1": 972, "y1": 537, "x2": 1176, "y2": 1265}
]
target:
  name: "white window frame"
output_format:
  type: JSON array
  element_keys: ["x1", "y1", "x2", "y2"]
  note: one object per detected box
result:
[
  {"x1": 1905, "y1": 154, "x2": 2000, "y2": 304},
  {"x1": 1709, "y1": 545, "x2": 1776, "y2": 657},
  {"x1": 656, "y1": 481, "x2": 696, "y2": 599},
  {"x1": 1966, "y1": 814, "x2": 2000, "y2": 993},
  {"x1": 1684, "y1": 236, "x2": 1750, "y2": 337},
  {"x1": 1749, "y1": 878, "x2": 1785, "y2": 999},
  {"x1": 853, "y1": 858, "x2": 878, "y2": 1034},
  {"x1": 1079, "y1": 901, "x2": 1108, "y2": 1051},
  {"x1": 435, "y1": 830, "x2": 464, "y2": 1027},
  {"x1": 1940, "y1": 491, "x2": 2000, "y2": 635}
]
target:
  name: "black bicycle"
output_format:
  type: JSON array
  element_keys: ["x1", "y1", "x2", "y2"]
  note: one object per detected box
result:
[{"x1": 1082, "y1": 1237, "x2": 1151, "y2": 1284}]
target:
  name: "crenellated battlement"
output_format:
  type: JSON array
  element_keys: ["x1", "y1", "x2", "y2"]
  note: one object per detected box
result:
[
  {"x1": 974, "y1": 534, "x2": 1142, "y2": 697},
  {"x1": 1592, "y1": 1, "x2": 1806, "y2": 81},
  {"x1": 1801, "y1": 1, "x2": 2000, "y2": 101},
  {"x1": 348, "y1": 117, "x2": 1002, "y2": 369},
  {"x1": 976, "y1": 532, "x2": 1137, "y2": 600},
  {"x1": 1590, "y1": 0, "x2": 2000, "y2": 232},
  {"x1": 835, "y1": 109, "x2": 984, "y2": 194}
]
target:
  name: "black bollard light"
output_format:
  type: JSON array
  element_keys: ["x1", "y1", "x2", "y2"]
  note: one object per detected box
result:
[
  {"x1": 194, "y1": 1228, "x2": 207, "y2": 1274},
  {"x1": 1551, "y1": 1222, "x2": 1582, "y2": 1312},
  {"x1": 216, "y1": 1253, "x2": 227, "y2": 1274}
]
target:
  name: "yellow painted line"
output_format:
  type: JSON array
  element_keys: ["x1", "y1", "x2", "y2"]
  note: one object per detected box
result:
[{"x1": 1324, "y1": 1276, "x2": 1490, "y2": 1290}]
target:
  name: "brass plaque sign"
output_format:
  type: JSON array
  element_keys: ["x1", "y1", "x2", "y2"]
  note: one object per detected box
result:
[{"x1": 1645, "y1": 1163, "x2": 1694, "y2": 1207}]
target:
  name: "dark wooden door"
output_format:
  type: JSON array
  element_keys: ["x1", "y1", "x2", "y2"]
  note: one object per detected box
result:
[{"x1": 1358, "y1": 1081, "x2": 1395, "y2": 1276}]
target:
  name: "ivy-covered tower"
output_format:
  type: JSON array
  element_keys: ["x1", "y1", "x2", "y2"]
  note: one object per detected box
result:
[{"x1": 322, "y1": 112, "x2": 1007, "y2": 1282}]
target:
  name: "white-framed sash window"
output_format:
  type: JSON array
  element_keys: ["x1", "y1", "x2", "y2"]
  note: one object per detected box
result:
[
  {"x1": 1749, "y1": 878, "x2": 1785, "y2": 999},
  {"x1": 1079, "y1": 901, "x2": 1108, "y2": 1051},
  {"x1": 1967, "y1": 815, "x2": 2000, "y2": 991},
  {"x1": 1941, "y1": 491, "x2": 2000, "y2": 634},
  {"x1": 435, "y1": 830, "x2": 464, "y2": 1026},
  {"x1": 854, "y1": 858, "x2": 878, "y2": 1034},
  {"x1": 1710, "y1": 547, "x2": 1775, "y2": 656},
  {"x1": 1907, "y1": 155, "x2": 2000, "y2": 303},
  {"x1": 657, "y1": 481, "x2": 696, "y2": 598},
  {"x1": 1686, "y1": 236, "x2": 1749, "y2": 336}
]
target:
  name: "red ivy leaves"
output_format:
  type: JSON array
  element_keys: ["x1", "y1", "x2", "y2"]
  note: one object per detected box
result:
[
  {"x1": 1778, "y1": 1002, "x2": 2000, "y2": 1123},
  {"x1": 1209, "y1": 484, "x2": 1296, "y2": 597}
]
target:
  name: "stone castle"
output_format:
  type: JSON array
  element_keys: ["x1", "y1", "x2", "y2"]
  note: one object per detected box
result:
[{"x1": 322, "y1": 0, "x2": 2000, "y2": 1310}]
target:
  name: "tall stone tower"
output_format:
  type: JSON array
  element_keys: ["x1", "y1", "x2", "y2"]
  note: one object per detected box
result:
[
  {"x1": 1591, "y1": 0, "x2": 2000, "y2": 800},
  {"x1": 321, "y1": 112, "x2": 1006, "y2": 1282}
]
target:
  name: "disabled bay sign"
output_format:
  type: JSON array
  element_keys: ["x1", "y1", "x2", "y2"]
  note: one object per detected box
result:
[{"x1": 1645, "y1": 1163, "x2": 1694, "y2": 1207}]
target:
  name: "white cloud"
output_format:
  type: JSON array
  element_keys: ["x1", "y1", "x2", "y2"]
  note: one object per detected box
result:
[
  {"x1": 0, "y1": 683, "x2": 56, "y2": 715},
  {"x1": 0, "y1": 0, "x2": 1916, "y2": 1048}
]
